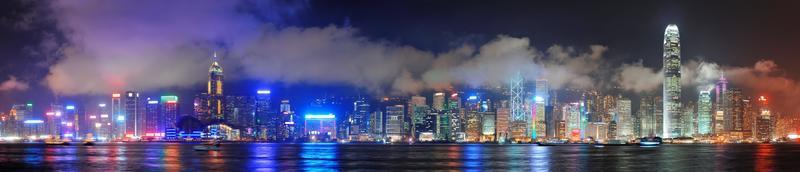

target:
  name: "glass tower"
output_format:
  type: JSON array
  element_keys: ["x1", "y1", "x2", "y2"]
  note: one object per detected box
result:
[{"x1": 662, "y1": 24, "x2": 682, "y2": 138}]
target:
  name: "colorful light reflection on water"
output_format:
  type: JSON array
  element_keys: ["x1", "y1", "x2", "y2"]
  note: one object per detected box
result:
[{"x1": 0, "y1": 143, "x2": 798, "y2": 171}]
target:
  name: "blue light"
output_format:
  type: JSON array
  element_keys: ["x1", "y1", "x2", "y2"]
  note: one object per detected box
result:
[
  {"x1": 23, "y1": 120, "x2": 44, "y2": 124},
  {"x1": 117, "y1": 115, "x2": 125, "y2": 121},
  {"x1": 147, "y1": 100, "x2": 159, "y2": 104},
  {"x1": 257, "y1": 90, "x2": 271, "y2": 94},
  {"x1": 535, "y1": 96, "x2": 545, "y2": 102},
  {"x1": 66, "y1": 105, "x2": 75, "y2": 110},
  {"x1": 468, "y1": 96, "x2": 478, "y2": 100},
  {"x1": 305, "y1": 114, "x2": 335, "y2": 119}
]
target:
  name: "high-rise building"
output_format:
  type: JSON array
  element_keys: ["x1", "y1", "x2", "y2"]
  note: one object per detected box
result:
[
  {"x1": 433, "y1": 92, "x2": 445, "y2": 111},
  {"x1": 124, "y1": 91, "x2": 142, "y2": 138},
  {"x1": 255, "y1": 90, "x2": 273, "y2": 140},
  {"x1": 495, "y1": 100, "x2": 510, "y2": 142},
  {"x1": 207, "y1": 53, "x2": 224, "y2": 121},
  {"x1": 464, "y1": 95, "x2": 481, "y2": 142},
  {"x1": 509, "y1": 72, "x2": 529, "y2": 142},
  {"x1": 755, "y1": 96, "x2": 773, "y2": 141},
  {"x1": 615, "y1": 97, "x2": 632, "y2": 140},
  {"x1": 682, "y1": 101, "x2": 696, "y2": 137},
  {"x1": 697, "y1": 91, "x2": 713, "y2": 135},
  {"x1": 224, "y1": 95, "x2": 256, "y2": 130},
  {"x1": 144, "y1": 98, "x2": 162, "y2": 139},
  {"x1": 714, "y1": 73, "x2": 728, "y2": 134},
  {"x1": 385, "y1": 105, "x2": 405, "y2": 142},
  {"x1": 96, "y1": 103, "x2": 111, "y2": 140},
  {"x1": 279, "y1": 100, "x2": 296, "y2": 141},
  {"x1": 350, "y1": 99, "x2": 370, "y2": 138},
  {"x1": 725, "y1": 89, "x2": 744, "y2": 132},
  {"x1": 564, "y1": 102, "x2": 581, "y2": 141},
  {"x1": 662, "y1": 24, "x2": 682, "y2": 138},
  {"x1": 161, "y1": 96, "x2": 179, "y2": 135},
  {"x1": 111, "y1": 93, "x2": 125, "y2": 140}
]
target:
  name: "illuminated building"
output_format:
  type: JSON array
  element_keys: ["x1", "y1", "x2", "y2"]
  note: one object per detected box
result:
[
  {"x1": 464, "y1": 95, "x2": 481, "y2": 142},
  {"x1": 95, "y1": 103, "x2": 111, "y2": 140},
  {"x1": 564, "y1": 103, "x2": 581, "y2": 141},
  {"x1": 206, "y1": 53, "x2": 225, "y2": 122},
  {"x1": 681, "y1": 101, "x2": 695, "y2": 137},
  {"x1": 124, "y1": 91, "x2": 142, "y2": 138},
  {"x1": 144, "y1": 98, "x2": 162, "y2": 139},
  {"x1": 639, "y1": 96, "x2": 661, "y2": 137},
  {"x1": 224, "y1": 95, "x2": 255, "y2": 131},
  {"x1": 725, "y1": 89, "x2": 744, "y2": 132},
  {"x1": 742, "y1": 98, "x2": 755, "y2": 138},
  {"x1": 161, "y1": 96, "x2": 179, "y2": 140},
  {"x1": 755, "y1": 96, "x2": 772, "y2": 141},
  {"x1": 349, "y1": 99, "x2": 370, "y2": 140},
  {"x1": 279, "y1": 100, "x2": 296, "y2": 141},
  {"x1": 62, "y1": 105, "x2": 78, "y2": 139},
  {"x1": 534, "y1": 79, "x2": 549, "y2": 139},
  {"x1": 662, "y1": 24, "x2": 682, "y2": 138},
  {"x1": 615, "y1": 97, "x2": 632, "y2": 140},
  {"x1": 509, "y1": 72, "x2": 529, "y2": 142},
  {"x1": 46, "y1": 104, "x2": 64, "y2": 138},
  {"x1": 713, "y1": 73, "x2": 727, "y2": 134},
  {"x1": 586, "y1": 122, "x2": 608, "y2": 142},
  {"x1": 255, "y1": 90, "x2": 274, "y2": 140},
  {"x1": 697, "y1": 90, "x2": 713, "y2": 135},
  {"x1": 206, "y1": 123, "x2": 239, "y2": 141},
  {"x1": 369, "y1": 111, "x2": 384, "y2": 139},
  {"x1": 495, "y1": 100, "x2": 510, "y2": 142},
  {"x1": 304, "y1": 113, "x2": 337, "y2": 142},
  {"x1": 111, "y1": 93, "x2": 124, "y2": 140},
  {"x1": 385, "y1": 105, "x2": 404, "y2": 142},
  {"x1": 433, "y1": 92, "x2": 445, "y2": 111}
]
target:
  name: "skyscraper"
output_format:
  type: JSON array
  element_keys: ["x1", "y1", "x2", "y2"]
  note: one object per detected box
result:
[
  {"x1": 208, "y1": 53, "x2": 224, "y2": 121},
  {"x1": 144, "y1": 98, "x2": 161, "y2": 139},
  {"x1": 124, "y1": 91, "x2": 142, "y2": 138},
  {"x1": 615, "y1": 97, "x2": 632, "y2": 140},
  {"x1": 161, "y1": 96, "x2": 178, "y2": 133},
  {"x1": 697, "y1": 90, "x2": 713, "y2": 135},
  {"x1": 662, "y1": 24, "x2": 682, "y2": 138},
  {"x1": 385, "y1": 105, "x2": 405, "y2": 142},
  {"x1": 111, "y1": 93, "x2": 125, "y2": 140},
  {"x1": 509, "y1": 72, "x2": 529, "y2": 142},
  {"x1": 433, "y1": 92, "x2": 445, "y2": 111},
  {"x1": 255, "y1": 90, "x2": 273, "y2": 140}
]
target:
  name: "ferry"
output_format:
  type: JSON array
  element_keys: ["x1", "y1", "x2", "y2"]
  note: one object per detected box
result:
[
  {"x1": 44, "y1": 137, "x2": 70, "y2": 145},
  {"x1": 639, "y1": 137, "x2": 663, "y2": 146}
]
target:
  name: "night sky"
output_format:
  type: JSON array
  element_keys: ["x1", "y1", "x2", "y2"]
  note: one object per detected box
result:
[{"x1": 0, "y1": 0, "x2": 799, "y2": 114}]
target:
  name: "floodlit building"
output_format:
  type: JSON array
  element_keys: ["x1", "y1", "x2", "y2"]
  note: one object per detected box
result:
[
  {"x1": 304, "y1": 113, "x2": 337, "y2": 142},
  {"x1": 662, "y1": 24, "x2": 682, "y2": 138},
  {"x1": 697, "y1": 90, "x2": 713, "y2": 135},
  {"x1": 385, "y1": 105, "x2": 405, "y2": 142},
  {"x1": 615, "y1": 97, "x2": 632, "y2": 140}
]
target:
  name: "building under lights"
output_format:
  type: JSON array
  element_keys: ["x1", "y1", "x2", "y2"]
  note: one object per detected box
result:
[
  {"x1": 697, "y1": 90, "x2": 713, "y2": 135},
  {"x1": 161, "y1": 96, "x2": 179, "y2": 140},
  {"x1": 662, "y1": 24, "x2": 682, "y2": 138},
  {"x1": 304, "y1": 113, "x2": 337, "y2": 142}
]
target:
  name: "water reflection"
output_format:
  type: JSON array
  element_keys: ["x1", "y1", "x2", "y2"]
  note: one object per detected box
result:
[
  {"x1": 300, "y1": 143, "x2": 339, "y2": 171},
  {"x1": 529, "y1": 146, "x2": 551, "y2": 171},
  {"x1": 463, "y1": 144, "x2": 482, "y2": 171},
  {"x1": 755, "y1": 144, "x2": 775, "y2": 171},
  {"x1": 248, "y1": 143, "x2": 278, "y2": 171}
]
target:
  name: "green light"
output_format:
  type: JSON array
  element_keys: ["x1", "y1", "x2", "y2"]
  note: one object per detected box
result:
[
  {"x1": 26, "y1": 103, "x2": 32, "y2": 107},
  {"x1": 160, "y1": 96, "x2": 178, "y2": 102}
]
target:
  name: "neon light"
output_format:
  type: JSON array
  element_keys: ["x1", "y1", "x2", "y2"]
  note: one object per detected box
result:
[
  {"x1": 128, "y1": 93, "x2": 133, "y2": 97},
  {"x1": 26, "y1": 103, "x2": 32, "y2": 107},
  {"x1": 161, "y1": 96, "x2": 178, "y2": 102},
  {"x1": 55, "y1": 111, "x2": 62, "y2": 116},
  {"x1": 98, "y1": 103, "x2": 106, "y2": 107},
  {"x1": 451, "y1": 93, "x2": 458, "y2": 97},
  {"x1": 305, "y1": 114, "x2": 335, "y2": 119},
  {"x1": 284, "y1": 121, "x2": 295, "y2": 125},
  {"x1": 166, "y1": 100, "x2": 177, "y2": 103},
  {"x1": 112, "y1": 93, "x2": 121, "y2": 98},
  {"x1": 468, "y1": 96, "x2": 478, "y2": 100},
  {"x1": 89, "y1": 115, "x2": 97, "y2": 119},
  {"x1": 257, "y1": 90, "x2": 271, "y2": 94},
  {"x1": 66, "y1": 105, "x2": 75, "y2": 110},
  {"x1": 46, "y1": 112, "x2": 55, "y2": 116},
  {"x1": 434, "y1": 92, "x2": 444, "y2": 96},
  {"x1": 117, "y1": 115, "x2": 125, "y2": 121},
  {"x1": 535, "y1": 96, "x2": 545, "y2": 102},
  {"x1": 101, "y1": 114, "x2": 109, "y2": 118},
  {"x1": 148, "y1": 100, "x2": 159, "y2": 104},
  {"x1": 24, "y1": 120, "x2": 44, "y2": 124}
]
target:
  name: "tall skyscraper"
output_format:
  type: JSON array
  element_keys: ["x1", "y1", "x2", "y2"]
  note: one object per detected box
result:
[
  {"x1": 697, "y1": 90, "x2": 713, "y2": 135},
  {"x1": 111, "y1": 93, "x2": 125, "y2": 140},
  {"x1": 433, "y1": 92, "x2": 445, "y2": 111},
  {"x1": 495, "y1": 100, "x2": 510, "y2": 142},
  {"x1": 124, "y1": 91, "x2": 142, "y2": 137},
  {"x1": 208, "y1": 53, "x2": 224, "y2": 121},
  {"x1": 351, "y1": 99, "x2": 370, "y2": 137},
  {"x1": 509, "y1": 72, "x2": 529, "y2": 142},
  {"x1": 725, "y1": 89, "x2": 744, "y2": 132},
  {"x1": 144, "y1": 98, "x2": 162, "y2": 139},
  {"x1": 755, "y1": 96, "x2": 772, "y2": 141},
  {"x1": 255, "y1": 90, "x2": 273, "y2": 140},
  {"x1": 385, "y1": 105, "x2": 405, "y2": 142},
  {"x1": 161, "y1": 96, "x2": 179, "y2": 132},
  {"x1": 615, "y1": 97, "x2": 632, "y2": 140},
  {"x1": 662, "y1": 24, "x2": 682, "y2": 138}
]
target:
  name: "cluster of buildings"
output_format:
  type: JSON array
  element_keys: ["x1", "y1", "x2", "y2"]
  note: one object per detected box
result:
[{"x1": 0, "y1": 25, "x2": 796, "y2": 143}]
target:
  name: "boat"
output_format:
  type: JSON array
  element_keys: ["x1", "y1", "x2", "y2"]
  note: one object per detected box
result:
[
  {"x1": 639, "y1": 136, "x2": 663, "y2": 146},
  {"x1": 44, "y1": 137, "x2": 70, "y2": 145},
  {"x1": 194, "y1": 140, "x2": 221, "y2": 151}
]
